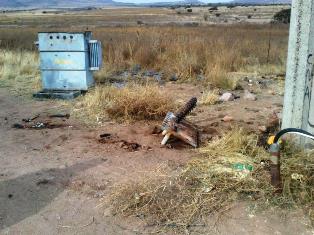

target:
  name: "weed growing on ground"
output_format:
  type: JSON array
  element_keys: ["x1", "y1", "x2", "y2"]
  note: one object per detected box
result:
[
  {"x1": 110, "y1": 128, "x2": 314, "y2": 230},
  {"x1": 200, "y1": 89, "x2": 220, "y2": 105}
]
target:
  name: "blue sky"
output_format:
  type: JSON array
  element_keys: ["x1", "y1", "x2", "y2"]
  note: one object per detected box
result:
[{"x1": 118, "y1": 0, "x2": 231, "y2": 3}]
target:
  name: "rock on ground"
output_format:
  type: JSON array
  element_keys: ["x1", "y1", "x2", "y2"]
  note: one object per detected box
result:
[
  {"x1": 219, "y1": 92, "x2": 235, "y2": 102},
  {"x1": 244, "y1": 90, "x2": 257, "y2": 101}
]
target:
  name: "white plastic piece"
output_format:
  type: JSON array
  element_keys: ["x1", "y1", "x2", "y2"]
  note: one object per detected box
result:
[{"x1": 161, "y1": 133, "x2": 171, "y2": 145}]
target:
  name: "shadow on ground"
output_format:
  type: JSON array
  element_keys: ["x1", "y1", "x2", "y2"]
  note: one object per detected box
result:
[{"x1": 0, "y1": 159, "x2": 103, "y2": 230}]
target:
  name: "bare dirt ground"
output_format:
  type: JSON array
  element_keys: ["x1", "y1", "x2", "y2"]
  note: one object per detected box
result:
[{"x1": 1, "y1": 78, "x2": 313, "y2": 234}]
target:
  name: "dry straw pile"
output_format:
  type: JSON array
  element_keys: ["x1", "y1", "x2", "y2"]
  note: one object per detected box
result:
[
  {"x1": 74, "y1": 84, "x2": 176, "y2": 122},
  {"x1": 110, "y1": 128, "x2": 314, "y2": 230}
]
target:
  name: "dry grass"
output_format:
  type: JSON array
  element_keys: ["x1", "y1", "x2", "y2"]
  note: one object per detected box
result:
[
  {"x1": 110, "y1": 128, "x2": 314, "y2": 230},
  {"x1": 0, "y1": 49, "x2": 40, "y2": 95},
  {"x1": 273, "y1": 144, "x2": 314, "y2": 216},
  {"x1": 110, "y1": 128, "x2": 273, "y2": 229},
  {"x1": 200, "y1": 89, "x2": 220, "y2": 105},
  {"x1": 0, "y1": 24, "x2": 288, "y2": 89},
  {"x1": 74, "y1": 84, "x2": 176, "y2": 123},
  {"x1": 99, "y1": 25, "x2": 288, "y2": 88}
]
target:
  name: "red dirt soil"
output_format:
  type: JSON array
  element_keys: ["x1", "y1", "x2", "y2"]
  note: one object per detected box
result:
[{"x1": 0, "y1": 83, "x2": 312, "y2": 234}]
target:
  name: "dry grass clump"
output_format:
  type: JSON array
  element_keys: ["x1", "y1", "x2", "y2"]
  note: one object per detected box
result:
[
  {"x1": 75, "y1": 84, "x2": 176, "y2": 122},
  {"x1": 200, "y1": 89, "x2": 220, "y2": 105},
  {"x1": 110, "y1": 128, "x2": 314, "y2": 230},
  {"x1": 274, "y1": 144, "x2": 314, "y2": 220},
  {"x1": 110, "y1": 128, "x2": 273, "y2": 229},
  {"x1": 0, "y1": 49, "x2": 40, "y2": 95}
]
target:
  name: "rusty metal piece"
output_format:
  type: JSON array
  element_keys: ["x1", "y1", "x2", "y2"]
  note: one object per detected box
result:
[
  {"x1": 49, "y1": 113, "x2": 70, "y2": 119},
  {"x1": 269, "y1": 143, "x2": 282, "y2": 192},
  {"x1": 169, "y1": 120, "x2": 199, "y2": 147},
  {"x1": 175, "y1": 97, "x2": 197, "y2": 123},
  {"x1": 161, "y1": 97, "x2": 199, "y2": 148}
]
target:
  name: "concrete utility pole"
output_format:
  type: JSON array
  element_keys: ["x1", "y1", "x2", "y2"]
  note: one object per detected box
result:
[{"x1": 282, "y1": 0, "x2": 314, "y2": 145}]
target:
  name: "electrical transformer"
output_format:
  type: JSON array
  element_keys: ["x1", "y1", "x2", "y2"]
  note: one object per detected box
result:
[{"x1": 34, "y1": 31, "x2": 102, "y2": 99}]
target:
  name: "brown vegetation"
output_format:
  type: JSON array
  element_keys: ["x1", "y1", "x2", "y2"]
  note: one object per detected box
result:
[
  {"x1": 0, "y1": 24, "x2": 288, "y2": 89},
  {"x1": 74, "y1": 84, "x2": 176, "y2": 122},
  {"x1": 110, "y1": 129, "x2": 272, "y2": 229},
  {"x1": 110, "y1": 128, "x2": 314, "y2": 230},
  {"x1": 0, "y1": 49, "x2": 40, "y2": 95}
]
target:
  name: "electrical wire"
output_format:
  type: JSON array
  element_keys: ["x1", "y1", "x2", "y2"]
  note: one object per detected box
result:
[{"x1": 274, "y1": 128, "x2": 314, "y2": 143}]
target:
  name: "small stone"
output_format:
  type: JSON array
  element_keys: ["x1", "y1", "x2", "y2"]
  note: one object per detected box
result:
[
  {"x1": 132, "y1": 64, "x2": 141, "y2": 74},
  {"x1": 222, "y1": 115, "x2": 234, "y2": 122},
  {"x1": 143, "y1": 70, "x2": 156, "y2": 76},
  {"x1": 235, "y1": 83, "x2": 244, "y2": 90},
  {"x1": 219, "y1": 92, "x2": 234, "y2": 102},
  {"x1": 210, "y1": 122, "x2": 219, "y2": 127},
  {"x1": 169, "y1": 74, "x2": 178, "y2": 81},
  {"x1": 197, "y1": 75, "x2": 205, "y2": 81},
  {"x1": 244, "y1": 90, "x2": 257, "y2": 101},
  {"x1": 245, "y1": 121, "x2": 254, "y2": 124},
  {"x1": 12, "y1": 123, "x2": 24, "y2": 129},
  {"x1": 121, "y1": 71, "x2": 130, "y2": 79},
  {"x1": 142, "y1": 145, "x2": 153, "y2": 151},
  {"x1": 258, "y1": 126, "x2": 267, "y2": 132},
  {"x1": 112, "y1": 82, "x2": 126, "y2": 89},
  {"x1": 153, "y1": 74, "x2": 162, "y2": 83}
]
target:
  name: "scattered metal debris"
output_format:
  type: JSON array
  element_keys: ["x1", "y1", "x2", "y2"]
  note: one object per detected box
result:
[
  {"x1": 36, "y1": 178, "x2": 53, "y2": 186},
  {"x1": 22, "y1": 114, "x2": 40, "y2": 122},
  {"x1": 161, "y1": 97, "x2": 199, "y2": 147},
  {"x1": 49, "y1": 113, "x2": 70, "y2": 119},
  {"x1": 12, "y1": 123, "x2": 25, "y2": 129},
  {"x1": 12, "y1": 113, "x2": 72, "y2": 129},
  {"x1": 12, "y1": 121, "x2": 69, "y2": 129}
]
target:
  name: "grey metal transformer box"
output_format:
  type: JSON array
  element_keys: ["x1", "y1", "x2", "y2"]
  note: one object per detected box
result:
[{"x1": 35, "y1": 31, "x2": 102, "y2": 98}]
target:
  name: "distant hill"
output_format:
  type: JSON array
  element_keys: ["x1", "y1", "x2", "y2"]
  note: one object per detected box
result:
[
  {"x1": 0, "y1": 0, "x2": 127, "y2": 9},
  {"x1": 147, "y1": 0, "x2": 204, "y2": 7},
  {"x1": 231, "y1": 0, "x2": 291, "y2": 4},
  {"x1": 0, "y1": 0, "x2": 291, "y2": 9}
]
